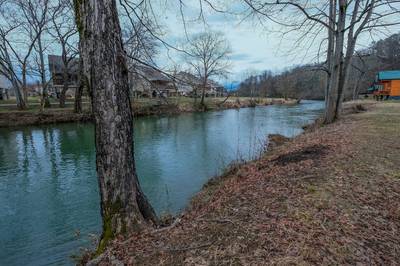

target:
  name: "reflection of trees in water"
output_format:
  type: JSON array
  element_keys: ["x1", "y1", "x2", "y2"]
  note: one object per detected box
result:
[{"x1": 0, "y1": 129, "x2": 20, "y2": 170}]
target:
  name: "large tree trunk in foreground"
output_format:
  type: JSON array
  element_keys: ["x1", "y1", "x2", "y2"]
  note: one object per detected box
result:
[{"x1": 74, "y1": 0, "x2": 157, "y2": 252}]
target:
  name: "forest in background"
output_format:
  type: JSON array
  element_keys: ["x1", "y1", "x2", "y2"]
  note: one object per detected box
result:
[{"x1": 237, "y1": 33, "x2": 400, "y2": 100}]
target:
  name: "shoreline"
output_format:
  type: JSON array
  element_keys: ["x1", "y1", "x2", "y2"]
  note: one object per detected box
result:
[
  {"x1": 89, "y1": 100, "x2": 400, "y2": 265},
  {"x1": 0, "y1": 97, "x2": 299, "y2": 128}
]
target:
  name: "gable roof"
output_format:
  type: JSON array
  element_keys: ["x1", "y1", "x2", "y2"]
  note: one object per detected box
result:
[
  {"x1": 48, "y1": 55, "x2": 79, "y2": 74},
  {"x1": 175, "y1": 71, "x2": 202, "y2": 86},
  {"x1": 134, "y1": 65, "x2": 171, "y2": 82},
  {"x1": 377, "y1": 70, "x2": 400, "y2": 81}
]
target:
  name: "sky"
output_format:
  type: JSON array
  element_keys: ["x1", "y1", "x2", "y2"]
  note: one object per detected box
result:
[
  {"x1": 15, "y1": 0, "x2": 400, "y2": 85},
  {"x1": 154, "y1": 1, "x2": 307, "y2": 82},
  {"x1": 149, "y1": 1, "x2": 400, "y2": 84}
]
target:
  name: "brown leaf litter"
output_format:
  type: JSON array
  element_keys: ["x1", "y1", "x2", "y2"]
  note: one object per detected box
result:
[{"x1": 91, "y1": 101, "x2": 400, "y2": 265}]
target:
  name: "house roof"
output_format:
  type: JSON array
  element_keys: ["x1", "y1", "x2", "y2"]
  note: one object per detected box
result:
[
  {"x1": 175, "y1": 71, "x2": 203, "y2": 86},
  {"x1": 377, "y1": 70, "x2": 400, "y2": 81},
  {"x1": 135, "y1": 65, "x2": 171, "y2": 82},
  {"x1": 48, "y1": 55, "x2": 79, "y2": 74}
]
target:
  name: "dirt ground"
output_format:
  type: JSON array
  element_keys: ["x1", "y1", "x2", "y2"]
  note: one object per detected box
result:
[{"x1": 92, "y1": 101, "x2": 400, "y2": 265}]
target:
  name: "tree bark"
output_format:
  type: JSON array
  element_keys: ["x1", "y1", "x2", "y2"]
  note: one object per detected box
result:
[
  {"x1": 60, "y1": 49, "x2": 70, "y2": 108},
  {"x1": 325, "y1": 0, "x2": 336, "y2": 103},
  {"x1": 200, "y1": 77, "x2": 207, "y2": 107},
  {"x1": 74, "y1": 0, "x2": 157, "y2": 252},
  {"x1": 74, "y1": 52, "x2": 84, "y2": 114},
  {"x1": 38, "y1": 35, "x2": 51, "y2": 111},
  {"x1": 324, "y1": 0, "x2": 346, "y2": 124},
  {"x1": 59, "y1": 68, "x2": 69, "y2": 108},
  {"x1": 14, "y1": 84, "x2": 27, "y2": 110},
  {"x1": 74, "y1": 80, "x2": 83, "y2": 113}
]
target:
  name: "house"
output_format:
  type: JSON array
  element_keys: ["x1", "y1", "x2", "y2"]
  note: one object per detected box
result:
[
  {"x1": 131, "y1": 65, "x2": 176, "y2": 98},
  {"x1": 130, "y1": 66, "x2": 226, "y2": 98},
  {"x1": 48, "y1": 55, "x2": 79, "y2": 98},
  {"x1": 173, "y1": 72, "x2": 226, "y2": 97},
  {"x1": 173, "y1": 72, "x2": 203, "y2": 96},
  {"x1": 369, "y1": 70, "x2": 400, "y2": 99},
  {"x1": 207, "y1": 80, "x2": 226, "y2": 97},
  {"x1": 0, "y1": 75, "x2": 12, "y2": 100}
]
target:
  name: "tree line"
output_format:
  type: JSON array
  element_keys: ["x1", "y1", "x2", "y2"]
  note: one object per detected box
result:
[{"x1": 237, "y1": 32, "x2": 400, "y2": 101}]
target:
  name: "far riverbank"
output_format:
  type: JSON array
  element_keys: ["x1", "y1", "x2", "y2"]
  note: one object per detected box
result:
[{"x1": 0, "y1": 97, "x2": 298, "y2": 127}]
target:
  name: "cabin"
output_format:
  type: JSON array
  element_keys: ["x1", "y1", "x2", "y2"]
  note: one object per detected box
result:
[{"x1": 369, "y1": 70, "x2": 400, "y2": 99}]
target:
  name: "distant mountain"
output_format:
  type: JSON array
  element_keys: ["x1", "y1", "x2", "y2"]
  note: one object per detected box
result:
[{"x1": 224, "y1": 81, "x2": 240, "y2": 91}]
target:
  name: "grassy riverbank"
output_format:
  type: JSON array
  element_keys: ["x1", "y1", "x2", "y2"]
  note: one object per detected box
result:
[
  {"x1": 0, "y1": 97, "x2": 297, "y2": 127},
  {"x1": 92, "y1": 101, "x2": 400, "y2": 265}
]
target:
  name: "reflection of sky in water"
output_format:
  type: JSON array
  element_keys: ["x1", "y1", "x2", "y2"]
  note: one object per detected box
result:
[{"x1": 0, "y1": 100, "x2": 324, "y2": 265}]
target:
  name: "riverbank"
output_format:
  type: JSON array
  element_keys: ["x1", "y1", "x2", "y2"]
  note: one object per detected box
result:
[
  {"x1": 92, "y1": 101, "x2": 400, "y2": 265},
  {"x1": 0, "y1": 97, "x2": 297, "y2": 127}
]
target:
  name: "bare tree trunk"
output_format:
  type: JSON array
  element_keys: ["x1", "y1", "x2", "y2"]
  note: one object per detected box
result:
[
  {"x1": 14, "y1": 84, "x2": 27, "y2": 110},
  {"x1": 336, "y1": 38, "x2": 356, "y2": 116},
  {"x1": 325, "y1": 0, "x2": 336, "y2": 103},
  {"x1": 352, "y1": 72, "x2": 364, "y2": 100},
  {"x1": 74, "y1": 0, "x2": 157, "y2": 253},
  {"x1": 74, "y1": 81, "x2": 83, "y2": 113},
  {"x1": 38, "y1": 36, "x2": 50, "y2": 111},
  {"x1": 59, "y1": 70, "x2": 69, "y2": 108},
  {"x1": 324, "y1": 0, "x2": 346, "y2": 124},
  {"x1": 200, "y1": 78, "x2": 207, "y2": 107},
  {"x1": 21, "y1": 64, "x2": 29, "y2": 109},
  {"x1": 74, "y1": 56, "x2": 84, "y2": 113}
]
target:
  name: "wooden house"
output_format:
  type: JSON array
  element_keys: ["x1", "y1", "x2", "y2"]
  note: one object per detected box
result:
[{"x1": 369, "y1": 70, "x2": 400, "y2": 99}]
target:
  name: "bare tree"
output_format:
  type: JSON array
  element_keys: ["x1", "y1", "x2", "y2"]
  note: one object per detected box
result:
[
  {"x1": 0, "y1": 23, "x2": 30, "y2": 109},
  {"x1": 122, "y1": 17, "x2": 159, "y2": 69},
  {"x1": 185, "y1": 31, "x2": 231, "y2": 108},
  {"x1": 19, "y1": 0, "x2": 52, "y2": 111},
  {"x1": 73, "y1": 0, "x2": 158, "y2": 253},
  {"x1": 0, "y1": 0, "x2": 51, "y2": 110},
  {"x1": 243, "y1": 0, "x2": 400, "y2": 123},
  {"x1": 49, "y1": 0, "x2": 78, "y2": 108}
]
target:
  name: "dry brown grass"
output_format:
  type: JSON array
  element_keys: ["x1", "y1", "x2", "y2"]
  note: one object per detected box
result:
[{"x1": 95, "y1": 102, "x2": 400, "y2": 266}]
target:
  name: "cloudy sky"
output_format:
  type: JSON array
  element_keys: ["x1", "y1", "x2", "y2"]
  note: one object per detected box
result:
[
  {"x1": 155, "y1": 1, "x2": 308, "y2": 81},
  {"x1": 148, "y1": 1, "x2": 399, "y2": 83}
]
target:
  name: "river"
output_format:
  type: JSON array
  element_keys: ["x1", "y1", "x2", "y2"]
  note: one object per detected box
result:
[{"x1": 0, "y1": 100, "x2": 324, "y2": 265}]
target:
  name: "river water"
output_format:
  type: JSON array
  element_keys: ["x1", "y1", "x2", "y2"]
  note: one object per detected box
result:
[{"x1": 0, "y1": 101, "x2": 324, "y2": 265}]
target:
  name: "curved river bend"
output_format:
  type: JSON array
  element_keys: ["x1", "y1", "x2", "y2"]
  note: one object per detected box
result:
[{"x1": 0, "y1": 101, "x2": 323, "y2": 265}]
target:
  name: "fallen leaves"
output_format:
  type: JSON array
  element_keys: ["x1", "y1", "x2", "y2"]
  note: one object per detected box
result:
[{"x1": 93, "y1": 102, "x2": 400, "y2": 265}]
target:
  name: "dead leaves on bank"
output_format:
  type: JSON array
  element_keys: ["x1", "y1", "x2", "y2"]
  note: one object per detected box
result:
[{"x1": 97, "y1": 103, "x2": 400, "y2": 266}]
